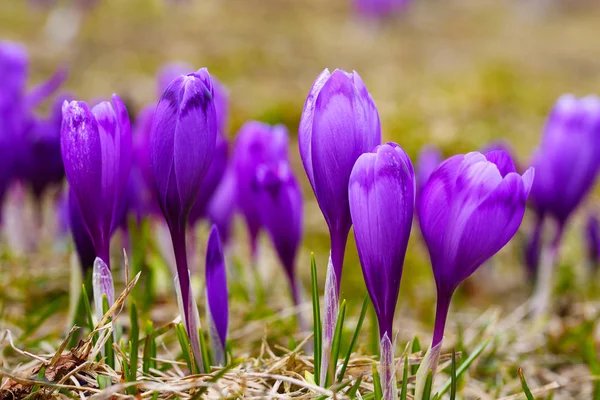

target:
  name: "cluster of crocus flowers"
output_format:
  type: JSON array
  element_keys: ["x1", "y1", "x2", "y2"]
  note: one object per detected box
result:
[
  {"x1": 149, "y1": 68, "x2": 217, "y2": 369},
  {"x1": 299, "y1": 68, "x2": 381, "y2": 382},
  {"x1": 349, "y1": 142, "x2": 414, "y2": 400},
  {"x1": 528, "y1": 94, "x2": 600, "y2": 315},
  {"x1": 419, "y1": 151, "x2": 533, "y2": 359},
  {"x1": 60, "y1": 95, "x2": 132, "y2": 313}
]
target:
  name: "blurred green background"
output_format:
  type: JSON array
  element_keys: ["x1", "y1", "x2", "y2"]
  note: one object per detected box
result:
[{"x1": 2, "y1": 0, "x2": 600, "y2": 340}]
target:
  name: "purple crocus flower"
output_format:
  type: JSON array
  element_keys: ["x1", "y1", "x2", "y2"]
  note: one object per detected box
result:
[
  {"x1": 205, "y1": 225, "x2": 228, "y2": 366},
  {"x1": 585, "y1": 214, "x2": 600, "y2": 272},
  {"x1": 419, "y1": 151, "x2": 533, "y2": 355},
  {"x1": 349, "y1": 142, "x2": 414, "y2": 399},
  {"x1": 254, "y1": 159, "x2": 304, "y2": 325},
  {"x1": 529, "y1": 95, "x2": 600, "y2": 314},
  {"x1": 416, "y1": 145, "x2": 442, "y2": 212},
  {"x1": 61, "y1": 95, "x2": 132, "y2": 307},
  {"x1": 354, "y1": 0, "x2": 410, "y2": 19},
  {"x1": 299, "y1": 68, "x2": 381, "y2": 383},
  {"x1": 150, "y1": 68, "x2": 217, "y2": 371},
  {"x1": 207, "y1": 167, "x2": 236, "y2": 248},
  {"x1": 233, "y1": 121, "x2": 288, "y2": 259}
]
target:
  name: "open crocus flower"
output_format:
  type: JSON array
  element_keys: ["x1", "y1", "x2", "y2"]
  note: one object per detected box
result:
[
  {"x1": 419, "y1": 151, "x2": 533, "y2": 356},
  {"x1": 150, "y1": 68, "x2": 217, "y2": 371},
  {"x1": 299, "y1": 68, "x2": 381, "y2": 384},
  {"x1": 349, "y1": 142, "x2": 414, "y2": 400}
]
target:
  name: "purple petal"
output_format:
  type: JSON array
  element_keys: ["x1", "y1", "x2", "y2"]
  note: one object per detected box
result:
[
  {"x1": 207, "y1": 167, "x2": 236, "y2": 246},
  {"x1": 205, "y1": 225, "x2": 228, "y2": 350},
  {"x1": 484, "y1": 150, "x2": 516, "y2": 177}
]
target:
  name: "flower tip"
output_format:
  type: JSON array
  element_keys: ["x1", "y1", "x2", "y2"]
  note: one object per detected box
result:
[{"x1": 521, "y1": 167, "x2": 535, "y2": 197}]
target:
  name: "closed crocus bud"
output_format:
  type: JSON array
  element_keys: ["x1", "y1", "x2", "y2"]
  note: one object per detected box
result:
[
  {"x1": 255, "y1": 160, "x2": 304, "y2": 312},
  {"x1": 585, "y1": 214, "x2": 600, "y2": 272},
  {"x1": 531, "y1": 95, "x2": 600, "y2": 226},
  {"x1": 207, "y1": 167, "x2": 236, "y2": 248},
  {"x1": 419, "y1": 151, "x2": 533, "y2": 352},
  {"x1": 150, "y1": 68, "x2": 217, "y2": 371},
  {"x1": 349, "y1": 142, "x2": 414, "y2": 400},
  {"x1": 233, "y1": 121, "x2": 288, "y2": 258},
  {"x1": 205, "y1": 225, "x2": 228, "y2": 366},
  {"x1": 299, "y1": 68, "x2": 381, "y2": 382},
  {"x1": 416, "y1": 145, "x2": 442, "y2": 210},
  {"x1": 61, "y1": 95, "x2": 132, "y2": 310}
]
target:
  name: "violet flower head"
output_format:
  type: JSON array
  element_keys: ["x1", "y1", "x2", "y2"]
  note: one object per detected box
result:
[
  {"x1": 586, "y1": 213, "x2": 600, "y2": 271},
  {"x1": 61, "y1": 95, "x2": 132, "y2": 267},
  {"x1": 416, "y1": 145, "x2": 442, "y2": 209},
  {"x1": 299, "y1": 68, "x2": 381, "y2": 284},
  {"x1": 205, "y1": 225, "x2": 228, "y2": 366},
  {"x1": 233, "y1": 121, "x2": 288, "y2": 258},
  {"x1": 150, "y1": 68, "x2": 217, "y2": 371},
  {"x1": 419, "y1": 151, "x2": 534, "y2": 348},
  {"x1": 350, "y1": 142, "x2": 414, "y2": 339},
  {"x1": 530, "y1": 95, "x2": 600, "y2": 225},
  {"x1": 207, "y1": 167, "x2": 236, "y2": 247},
  {"x1": 254, "y1": 160, "x2": 303, "y2": 305}
]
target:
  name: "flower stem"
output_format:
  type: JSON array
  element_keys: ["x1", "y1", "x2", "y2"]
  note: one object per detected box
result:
[
  {"x1": 431, "y1": 291, "x2": 451, "y2": 350},
  {"x1": 531, "y1": 222, "x2": 564, "y2": 317}
]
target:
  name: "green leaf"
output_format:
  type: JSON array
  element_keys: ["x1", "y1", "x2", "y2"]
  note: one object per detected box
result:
[
  {"x1": 97, "y1": 375, "x2": 111, "y2": 390},
  {"x1": 450, "y1": 349, "x2": 457, "y2": 400},
  {"x1": 30, "y1": 366, "x2": 46, "y2": 393},
  {"x1": 194, "y1": 362, "x2": 237, "y2": 396},
  {"x1": 128, "y1": 302, "x2": 139, "y2": 386},
  {"x1": 411, "y1": 336, "x2": 421, "y2": 375},
  {"x1": 436, "y1": 338, "x2": 490, "y2": 398},
  {"x1": 338, "y1": 296, "x2": 368, "y2": 383},
  {"x1": 400, "y1": 352, "x2": 409, "y2": 400},
  {"x1": 328, "y1": 299, "x2": 346, "y2": 387},
  {"x1": 199, "y1": 327, "x2": 211, "y2": 373},
  {"x1": 518, "y1": 367, "x2": 535, "y2": 400},
  {"x1": 143, "y1": 320, "x2": 156, "y2": 374},
  {"x1": 310, "y1": 253, "x2": 322, "y2": 386},
  {"x1": 176, "y1": 323, "x2": 194, "y2": 373},
  {"x1": 102, "y1": 295, "x2": 114, "y2": 370},
  {"x1": 421, "y1": 371, "x2": 433, "y2": 400},
  {"x1": 347, "y1": 375, "x2": 363, "y2": 399},
  {"x1": 372, "y1": 364, "x2": 383, "y2": 400}
]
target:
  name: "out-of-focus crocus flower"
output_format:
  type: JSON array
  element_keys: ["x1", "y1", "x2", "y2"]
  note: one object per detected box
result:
[
  {"x1": 585, "y1": 214, "x2": 600, "y2": 272},
  {"x1": 207, "y1": 167, "x2": 236, "y2": 248},
  {"x1": 150, "y1": 69, "x2": 217, "y2": 371},
  {"x1": 298, "y1": 68, "x2": 381, "y2": 384},
  {"x1": 255, "y1": 160, "x2": 304, "y2": 326},
  {"x1": 157, "y1": 62, "x2": 193, "y2": 98},
  {"x1": 524, "y1": 215, "x2": 543, "y2": 283},
  {"x1": 61, "y1": 95, "x2": 132, "y2": 309},
  {"x1": 354, "y1": 0, "x2": 410, "y2": 19},
  {"x1": 233, "y1": 121, "x2": 288, "y2": 258},
  {"x1": 349, "y1": 142, "x2": 414, "y2": 399},
  {"x1": 529, "y1": 95, "x2": 600, "y2": 315},
  {"x1": 205, "y1": 225, "x2": 228, "y2": 366},
  {"x1": 68, "y1": 190, "x2": 96, "y2": 272},
  {"x1": 416, "y1": 145, "x2": 442, "y2": 212},
  {"x1": 419, "y1": 151, "x2": 533, "y2": 364}
]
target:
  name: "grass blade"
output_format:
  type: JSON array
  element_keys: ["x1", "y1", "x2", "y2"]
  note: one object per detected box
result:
[
  {"x1": 400, "y1": 352, "x2": 409, "y2": 400},
  {"x1": 411, "y1": 336, "x2": 421, "y2": 375},
  {"x1": 310, "y1": 253, "x2": 322, "y2": 386},
  {"x1": 436, "y1": 338, "x2": 490, "y2": 398},
  {"x1": 338, "y1": 296, "x2": 368, "y2": 383},
  {"x1": 450, "y1": 348, "x2": 457, "y2": 400},
  {"x1": 143, "y1": 320, "x2": 156, "y2": 374},
  {"x1": 373, "y1": 363, "x2": 383, "y2": 400},
  {"x1": 328, "y1": 299, "x2": 346, "y2": 386},
  {"x1": 102, "y1": 295, "x2": 114, "y2": 370},
  {"x1": 128, "y1": 302, "x2": 139, "y2": 390},
  {"x1": 348, "y1": 375, "x2": 363, "y2": 398},
  {"x1": 518, "y1": 367, "x2": 535, "y2": 400},
  {"x1": 422, "y1": 371, "x2": 433, "y2": 400},
  {"x1": 199, "y1": 327, "x2": 211, "y2": 373},
  {"x1": 176, "y1": 323, "x2": 195, "y2": 373}
]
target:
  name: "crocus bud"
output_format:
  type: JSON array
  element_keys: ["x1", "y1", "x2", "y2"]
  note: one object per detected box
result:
[
  {"x1": 419, "y1": 151, "x2": 533, "y2": 351},
  {"x1": 150, "y1": 68, "x2": 217, "y2": 371},
  {"x1": 349, "y1": 142, "x2": 414, "y2": 400},
  {"x1": 531, "y1": 95, "x2": 600, "y2": 225},
  {"x1": 416, "y1": 145, "x2": 442, "y2": 211},
  {"x1": 255, "y1": 160, "x2": 303, "y2": 307},
  {"x1": 586, "y1": 214, "x2": 600, "y2": 272},
  {"x1": 205, "y1": 225, "x2": 228, "y2": 366},
  {"x1": 299, "y1": 68, "x2": 381, "y2": 383},
  {"x1": 61, "y1": 95, "x2": 132, "y2": 268},
  {"x1": 233, "y1": 121, "x2": 288, "y2": 258}
]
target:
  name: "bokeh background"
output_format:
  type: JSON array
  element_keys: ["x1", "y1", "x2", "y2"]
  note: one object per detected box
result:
[{"x1": 2, "y1": 0, "x2": 600, "y2": 345}]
